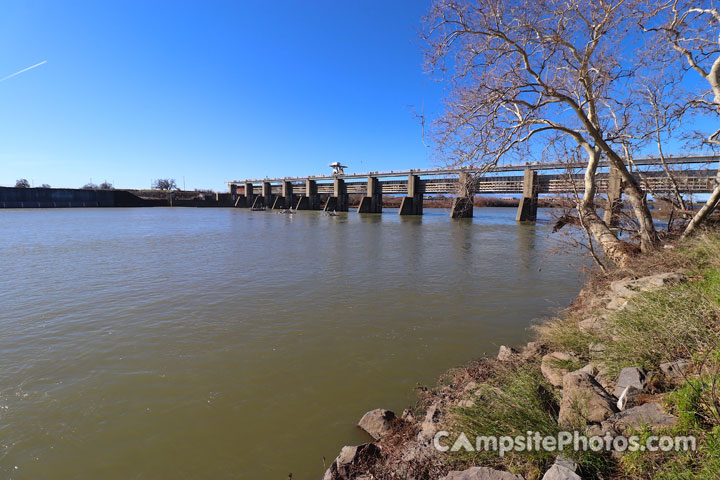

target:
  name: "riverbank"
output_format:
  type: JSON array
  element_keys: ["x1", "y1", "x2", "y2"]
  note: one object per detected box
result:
[
  {"x1": 0, "y1": 186, "x2": 234, "y2": 208},
  {"x1": 324, "y1": 232, "x2": 720, "y2": 479}
]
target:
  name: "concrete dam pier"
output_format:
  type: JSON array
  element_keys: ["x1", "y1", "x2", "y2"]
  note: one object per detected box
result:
[{"x1": 227, "y1": 155, "x2": 720, "y2": 221}]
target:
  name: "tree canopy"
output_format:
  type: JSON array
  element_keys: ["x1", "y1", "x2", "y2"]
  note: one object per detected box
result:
[{"x1": 423, "y1": 0, "x2": 719, "y2": 265}]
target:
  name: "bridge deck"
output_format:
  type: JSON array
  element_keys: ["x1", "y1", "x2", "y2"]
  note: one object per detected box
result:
[
  {"x1": 228, "y1": 154, "x2": 719, "y2": 186},
  {"x1": 246, "y1": 169, "x2": 719, "y2": 196}
]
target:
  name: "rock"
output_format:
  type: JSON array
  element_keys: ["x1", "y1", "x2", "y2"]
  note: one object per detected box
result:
[
  {"x1": 457, "y1": 398, "x2": 475, "y2": 408},
  {"x1": 637, "y1": 272, "x2": 686, "y2": 290},
  {"x1": 440, "y1": 466, "x2": 524, "y2": 480},
  {"x1": 578, "y1": 364, "x2": 598, "y2": 376},
  {"x1": 401, "y1": 408, "x2": 415, "y2": 423},
  {"x1": 417, "y1": 403, "x2": 441, "y2": 444},
  {"x1": 541, "y1": 352, "x2": 580, "y2": 387},
  {"x1": 358, "y1": 409, "x2": 396, "y2": 440},
  {"x1": 610, "y1": 279, "x2": 636, "y2": 298},
  {"x1": 400, "y1": 440, "x2": 436, "y2": 466},
  {"x1": 589, "y1": 343, "x2": 607, "y2": 355},
  {"x1": 593, "y1": 364, "x2": 613, "y2": 390},
  {"x1": 614, "y1": 367, "x2": 648, "y2": 397},
  {"x1": 464, "y1": 381, "x2": 479, "y2": 392},
  {"x1": 616, "y1": 385, "x2": 643, "y2": 411},
  {"x1": 606, "y1": 297, "x2": 629, "y2": 311},
  {"x1": 497, "y1": 345, "x2": 518, "y2": 361},
  {"x1": 605, "y1": 272, "x2": 686, "y2": 313},
  {"x1": 586, "y1": 423, "x2": 610, "y2": 438},
  {"x1": 542, "y1": 463, "x2": 581, "y2": 480},
  {"x1": 553, "y1": 455, "x2": 578, "y2": 472},
  {"x1": 601, "y1": 402, "x2": 678, "y2": 434},
  {"x1": 578, "y1": 316, "x2": 606, "y2": 334},
  {"x1": 521, "y1": 341, "x2": 545, "y2": 360},
  {"x1": 610, "y1": 272, "x2": 686, "y2": 300},
  {"x1": 660, "y1": 360, "x2": 690, "y2": 380},
  {"x1": 322, "y1": 443, "x2": 381, "y2": 480},
  {"x1": 558, "y1": 371, "x2": 618, "y2": 426}
]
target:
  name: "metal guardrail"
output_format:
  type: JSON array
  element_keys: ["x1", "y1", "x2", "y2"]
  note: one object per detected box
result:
[
  {"x1": 229, "y1": 154, "x2": 719, "y2": 185},
  {"x1": 246, "y1": 169, "x2": 719, "y2": 196}
]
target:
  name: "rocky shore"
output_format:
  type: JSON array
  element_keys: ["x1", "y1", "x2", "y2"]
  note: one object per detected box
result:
[{"x1": 321, "y1": 234, "x2": 720, "y2": 480}]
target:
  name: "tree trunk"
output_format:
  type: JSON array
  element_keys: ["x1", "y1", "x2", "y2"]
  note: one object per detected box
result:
[
  {"x1": 682, "y1": 166, "x2": 720, "y2": 239},
  {"x1": 580, "y1": 206, "x2": 635, "y2": 267},
  {"x1": 682, "y1": 54, "x2": 720, "y2": 240},
  {"x1": 577, "y1": 146, "x2": 636, "y2": 267},
  {"x1": 598, "y1": 142, "x2": 660, "y2": 252}
]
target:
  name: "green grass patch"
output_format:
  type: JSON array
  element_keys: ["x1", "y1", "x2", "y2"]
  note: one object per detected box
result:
[
  {"x1": 676, "y1": 233, "x2": 720, "y2": 272},
  {"x1": 619, "y1": 425, "x2": 720, "y2": 479},
  {"x1": 534, "y1": 315, "x2": 598, "y2": 357},
  {"x1": 668, "y1": 372, "x2": 720, "y2": 430},
  {"x1": 546, "y1": 356, "x2": 586, "y2": 374},
  {"x1": 450, "y1": 363, "x2": 608, "y2": 479},
  {"x1": 597, "y1": 281, "x2": 720, "y2": 378}
]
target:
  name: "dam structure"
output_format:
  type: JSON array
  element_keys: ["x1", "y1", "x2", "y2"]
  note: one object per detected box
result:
[{"x1": 227, "y1": 155, "x2": 720, "y2": 221}]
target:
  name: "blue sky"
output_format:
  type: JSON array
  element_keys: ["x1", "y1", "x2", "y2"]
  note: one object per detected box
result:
[
  {"x1": 0, "y1": 1, "x2": 714, "y2": 192},
  {"x1": 0, "y1": 0, "x2": 439, "y2": 191}
]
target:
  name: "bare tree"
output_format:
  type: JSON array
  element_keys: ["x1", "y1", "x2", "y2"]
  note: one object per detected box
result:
[
  {"x1": 152, "y1": 179, "x2": 177, "y2": 191},
  {"x1": 99, "y1": 181, "x2": 113, "y2": 190},
  {"x1": 82, "y1": 183, "x2": 98, "y2": 190},
  {"x1": 640, "y1": 79, "x2": 689, "y2": 226},
  {"x1": 422, "y1": 0, "x2": 672, "y2": 265},
  {"x1": 646, "y1": 1, "x2": 720, "y2": 238},
  {"x1": 14, "y1": 178, "x2": 30, "y2": 188}
]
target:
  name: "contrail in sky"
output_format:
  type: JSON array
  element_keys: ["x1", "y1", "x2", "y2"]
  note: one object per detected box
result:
[{"x1": 0, "y1": 60, "x2": 47, "y2": 83}]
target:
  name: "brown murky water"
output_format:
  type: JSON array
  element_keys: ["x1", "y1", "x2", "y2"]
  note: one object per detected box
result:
[{"x1": 0, "y1": 207, "x2": 583, "y2": 479}]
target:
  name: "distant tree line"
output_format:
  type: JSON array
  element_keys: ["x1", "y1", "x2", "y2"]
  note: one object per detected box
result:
[
  {"x1": 82, "y1": 181, "x2": 113, "y2": 190},
  {"x1": 9, "y1": 178, "x2": 203, "y2": 192},
  {"x1": 11, "y1": 179, "x2": 115, "y2": 189}
]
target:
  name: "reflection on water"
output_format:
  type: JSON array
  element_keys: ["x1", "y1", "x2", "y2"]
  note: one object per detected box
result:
[{"x1": 0, "y1": 207, "x2": 583, "y2": 479}]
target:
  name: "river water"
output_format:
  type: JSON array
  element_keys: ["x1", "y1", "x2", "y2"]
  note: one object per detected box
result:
[{"x1": 0, "y1": 207, "x2": 583, "y2": 479}]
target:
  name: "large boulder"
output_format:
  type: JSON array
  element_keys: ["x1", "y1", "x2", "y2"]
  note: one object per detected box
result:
[
  {"x1": 614, "y1": 367, "x2": 648, "y2": 397},
  {"x1": 322, "y1": 443, "x2": 381, "y2": 480},
  {"x1": 601, "y1": 402, "x2": 678, "y2": 434},
  {"x1": 357, "y1": 409, "x2": 396, "y2": 440},
  {"x1": 558, "y1": 371, "x2": 618, "y2": 426},
  {"x1": 441, "y1": 466, "x2": 524, "y2": 480},
  {"x1": 541, "y1": 352, "x2": 581, "y2": 387}
]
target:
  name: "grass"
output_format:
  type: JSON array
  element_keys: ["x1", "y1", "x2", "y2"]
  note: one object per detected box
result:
[
  {"x1": 597, "y1": 283, "x2": 720, "y2": 378},
  {"x1": 622, "y1": 368, "x2": 720, "y2": 477},
  {"x1": 450, "y1": 363, "x2": 609, "y2": 479},
  {"x1": 536, "y1": 234, "x2": 720, "y2": 379},
  {"x1": 534, "y1": 315, "x2": 596, "y2": 357},
  {"x1": 458, "y1": 234, "x2": 720, "y2": 479},
  {"x1": 534, "y1": 233, "x2": 720, "y2": 478},
  {"x1": 546, "y1": 356, "x2": 586, "y2": 373}
]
